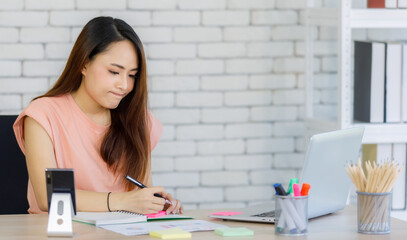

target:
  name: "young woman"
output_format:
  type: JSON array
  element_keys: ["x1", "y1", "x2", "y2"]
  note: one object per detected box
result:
[{"x1": 13, "y1": 16, "x2": 183, "y2": 214}]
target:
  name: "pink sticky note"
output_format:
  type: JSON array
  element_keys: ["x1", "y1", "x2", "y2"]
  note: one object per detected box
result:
[
  {"x1": 211, "y1": 211, "x2": 243, "y2": 216},
  {"x1": 146, "y1": 210, "x2": 167, "y2": 218}
]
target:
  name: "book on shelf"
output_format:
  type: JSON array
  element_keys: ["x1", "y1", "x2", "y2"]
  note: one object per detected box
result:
[
  {"x1": 367, "y1": 0, "x2": 398, "y2": 8},
  {"x1": 385, "y1": 42, "x2": 402, "y2": 123},
  {"x1": 368, "y1": 0, "x2": 404, "y2": 8},
  {"x1": 368, "y1": 0, "x2": 385, "y2": 8},
  {"x1": 385, "y1": 0, "x2": 398, "y2": 8},
  {"x1": 361, "y1": 144, "x2": 378, "y2": 173},
  {"x1": 73, "y1": 211, "x2": 146, "y2": 227},
  {"x1": 361, "y1": 143, "x2": 406, "y2": 210},
  {"x1": 400, "y1": 0, "x2": 407, "y2": 8},
  {"x1": 392, "y1": 143, "x2": 407, "y2": 210},
  {"x1": 354, "y1": 41, "x2": 386, "y2": 123},
  {"x1": 402, "y1": 42, "x2": 407, "y2": 121}
]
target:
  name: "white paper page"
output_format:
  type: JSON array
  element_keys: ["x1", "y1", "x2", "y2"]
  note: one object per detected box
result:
[{"x1": 100, "y1": 220, "x2": 228, "y2": 236}]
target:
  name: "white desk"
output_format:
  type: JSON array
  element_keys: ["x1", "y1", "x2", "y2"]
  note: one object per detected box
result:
[{"x1": 1, "y1": 206, "x2": 407, "y2": 239}]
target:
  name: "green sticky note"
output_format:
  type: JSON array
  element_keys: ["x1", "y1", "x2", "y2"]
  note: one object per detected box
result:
[{"x1": 214, "y1": 227, "x2": 254, "y2": 237}]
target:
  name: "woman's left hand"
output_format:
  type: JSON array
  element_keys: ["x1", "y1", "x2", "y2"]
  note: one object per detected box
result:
[{"x1": 163, "y1": 193, "x2": 183, "y2": 214}]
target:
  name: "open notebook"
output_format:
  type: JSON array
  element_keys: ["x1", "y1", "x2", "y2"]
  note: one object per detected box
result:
[{"x1": 73, "y1": 211, "x2": 146, "y2": 226}]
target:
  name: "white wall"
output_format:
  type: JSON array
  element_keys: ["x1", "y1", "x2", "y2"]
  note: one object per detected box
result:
[{"x1": 0, "y1": 0, "x2": 316, "y2": 209}]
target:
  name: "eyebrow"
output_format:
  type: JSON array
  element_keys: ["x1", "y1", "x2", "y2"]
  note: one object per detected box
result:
[{"x1": 110, "y1": 63, "x2": 138, "y2": 71}]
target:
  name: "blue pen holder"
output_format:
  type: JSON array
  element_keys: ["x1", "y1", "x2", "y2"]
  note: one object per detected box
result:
[{"x1": 274, "y1": 195, "x2": 308, "y2": 236}]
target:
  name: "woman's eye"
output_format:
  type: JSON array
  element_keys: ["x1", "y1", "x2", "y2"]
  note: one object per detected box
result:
[
  {"x1": 109, "y1": 70, "x2": 119, "y2": 75},
  {"x1": 129, "y1": 74, "x2": 137, "y2": 79}
]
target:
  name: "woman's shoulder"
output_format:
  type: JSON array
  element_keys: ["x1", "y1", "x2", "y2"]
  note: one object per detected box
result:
[
  {"x1": 30, "y1": 94, "x2": 69, "y2": 107},
  {"x1": 28, "y1": 94, "x2": 70, "y2": 113}
]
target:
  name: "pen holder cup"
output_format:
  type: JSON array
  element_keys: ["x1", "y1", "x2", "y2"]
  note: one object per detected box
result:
[
  {"x1": 274, "y1": 195, "x2": 308, "y2": 236},
  {"x1": 357, "y1": 192, "x2": 391, "y2": 234}
]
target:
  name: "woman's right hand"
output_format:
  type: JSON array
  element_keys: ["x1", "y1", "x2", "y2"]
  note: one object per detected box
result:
[{"x1": 110, "y1": 187, "x2": 167, "y2": 214}]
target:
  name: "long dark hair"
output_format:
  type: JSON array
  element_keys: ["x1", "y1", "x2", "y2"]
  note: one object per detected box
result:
[{"x1": 36, "y1": 16, "x2": 150, "y2": 191}]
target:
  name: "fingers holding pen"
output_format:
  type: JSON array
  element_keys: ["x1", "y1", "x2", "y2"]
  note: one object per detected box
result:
[
  {"x1": 119, "y1": 187, "x2": 166, "y2": 214},
  {"x1": 163, "y1": 193, "x2": 183, "y2": 214},
  {"x1": 123, "y1": 175, "x2": 180, "y2": 214}
]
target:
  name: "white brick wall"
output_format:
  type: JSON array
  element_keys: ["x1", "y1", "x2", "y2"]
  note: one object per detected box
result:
[
  {"x1": 176, "y1": 125, "x2": 223, "y2": 140},
  {"x1": 228, "y1": 0, "x2": 275, "y2": 9},
  {"x1": 179, "y1": 0, "x2": 226, "y2": 10},
  {"x1": 250, "y1": 74, "x2": 296, "y2": 89},
  {"x1": 203, "y1": 11, "x2": 250, "y2": 26},
  {"x1": 0, "y1": 0, "x2": 316, "y2": 209},
  {"x1": 174, "y1": 27, "x2": 222, "y2": 42},
  {"x1": 175, "y1": 156, "x2": 223, "y2": 171},
  {"x1": 0, "y1": 44, "x2": 44, "y2": 59},
  {"x1": 224, "y1": 27, "x2": 272, "y2": 41},
  {"x1": 251, "y1": 106, "x2": 298, "y2": 121},
  {"x1": 225, "y1": 123, "x2": 272, "y2": 139},
  {"x1": 198, "y1": 140, "x2": 245, "y2": 155},
  {"x1": 129, "y1": 0, "x2": 177, "y2": 10},
  {"x1": 0, "y1": 28, "x2": 19, "y2": 42},
  {"x1": 224, "y1": 154, "x2": 272, "y2": 170},
  {"x1": 25, "y1": 0, "x2": 75, "y2": 10},
  {"x1": 0, "y1": 61, "x2": 21, "y2": 76},
  {"x1": 21, "y1": 28, "x2": 70, "y2": 43},
  {"x1": 201, "y1": 75, "x2": 248, "y2": 90},
  {"x1": 176, "y1": 92, "x2": 222, "y2": 107},
  {"x1": 201, "y1": 171, "x2": 248, "y2": 186},
  {"x1": 252, "y1": 11, "x2": 298, "y2": 25},
  {"x1": 247, "y1": 138, "x2": 295, "y2": 153},
  {"x1": 202, "y1": 108, "x2": 249, "y2": 123},
  {"x1": 225, "y1": 91, "x2": 272, "y2": 106},
  {"x1": 152, "y1": 172, "x2": 200, "y2": 187},
  {"x1": 147, "y1": 44, "x2": 196, "y2": 59},
  {"x1": 198, "y1": 43, "x2": 246, "y2": 58}
]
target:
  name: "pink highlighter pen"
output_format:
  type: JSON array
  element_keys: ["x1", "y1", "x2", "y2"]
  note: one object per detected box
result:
[{"x1": 293, "y1": 183, "x2": 301, "y2": 197}]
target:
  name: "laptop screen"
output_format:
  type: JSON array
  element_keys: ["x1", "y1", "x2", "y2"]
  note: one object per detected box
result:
[{"x1": 301, "y1": 127, "x2": 364, "y2": 218}]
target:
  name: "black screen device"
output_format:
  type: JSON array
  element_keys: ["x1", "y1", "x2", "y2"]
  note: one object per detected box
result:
[{"x1": 45, "y1": 168, "x2": 76, "y2": 215}]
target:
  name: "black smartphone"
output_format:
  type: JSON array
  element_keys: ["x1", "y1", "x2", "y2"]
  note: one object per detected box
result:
[{"x1": 45, "y1": 168, "x2": 76, "y2": 214}]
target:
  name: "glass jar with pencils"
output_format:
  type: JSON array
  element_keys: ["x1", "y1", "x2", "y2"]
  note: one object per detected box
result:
[
  {"x1": 346, "y1": 159, "x2": 402, "y2": 234},
  {"x1": 357, "y1": 192, "x2": 391, "y2": 234}
]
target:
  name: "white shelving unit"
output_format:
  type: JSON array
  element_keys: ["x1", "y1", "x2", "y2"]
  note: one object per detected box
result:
[{"x1": 305, "y1": 0, "x2": 407, "y2": 144}]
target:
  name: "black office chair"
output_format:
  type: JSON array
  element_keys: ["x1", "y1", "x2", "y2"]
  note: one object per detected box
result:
[{"x1": 0, "y1": 115, "x2": 29, "y2": 214}]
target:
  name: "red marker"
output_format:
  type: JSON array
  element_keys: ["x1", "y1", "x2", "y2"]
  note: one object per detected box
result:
[
  {"x1": 301, "y1": 183, "x2": 311, "y2": 196},
  {"x1": 293, "y1": 183, "x2": 301, "y2": 196}
]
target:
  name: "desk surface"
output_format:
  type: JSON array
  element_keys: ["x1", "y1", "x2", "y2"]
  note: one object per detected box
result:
[{"x1": 1, "y1": 206, "x2": 407, "y2": 239}]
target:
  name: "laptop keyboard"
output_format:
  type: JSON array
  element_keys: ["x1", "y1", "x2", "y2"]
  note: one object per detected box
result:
[{"x1": 252, "y1": 211, "x2": 275, "y2": 218}]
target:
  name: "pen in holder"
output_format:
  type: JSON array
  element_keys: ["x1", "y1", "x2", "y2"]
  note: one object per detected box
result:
[{"x1": 274, "y1": 195, "x2": 308, "y2": 236}]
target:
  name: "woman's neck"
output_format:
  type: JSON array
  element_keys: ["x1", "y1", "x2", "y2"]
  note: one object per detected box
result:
[{"x1": 71, "y1": 89, "x2": 111, "y2": 126}]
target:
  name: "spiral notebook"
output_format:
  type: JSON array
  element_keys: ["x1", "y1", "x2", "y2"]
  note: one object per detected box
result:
[{"x1": 73, "y1": 211, "x2": 146, "y2": 226}]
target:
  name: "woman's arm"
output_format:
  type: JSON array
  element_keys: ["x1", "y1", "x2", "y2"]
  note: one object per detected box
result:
[
  {"x1": 24, "y1": 116, "x2": 167, "y2": 214},
  {"x1": 24, "y1": 116, "x2": 57, "y2": 211}
]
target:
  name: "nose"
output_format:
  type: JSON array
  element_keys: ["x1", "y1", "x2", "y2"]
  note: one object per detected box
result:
[{"x1": 116, "y1": 74, "x2": 128, "y2": 91}]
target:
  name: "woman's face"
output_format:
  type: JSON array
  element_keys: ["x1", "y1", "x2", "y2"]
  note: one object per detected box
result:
[{"x1": 81, "y1": 40, "x2": 138, "y2": 110}]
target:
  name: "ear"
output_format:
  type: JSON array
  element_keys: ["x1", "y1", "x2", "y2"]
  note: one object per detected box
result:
[{"x1": 81, "y1": 62, "x2": 89, "y2": 76}]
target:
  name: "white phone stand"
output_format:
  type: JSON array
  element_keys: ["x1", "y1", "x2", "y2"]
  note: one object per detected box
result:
[{"x1": 47, "y1": 193, "x2": 74, "y2": 237}]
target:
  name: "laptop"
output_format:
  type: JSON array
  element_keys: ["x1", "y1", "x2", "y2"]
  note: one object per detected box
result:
[{"x1": 209, "y1": 127, "x2": 364, "y2": 223}]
